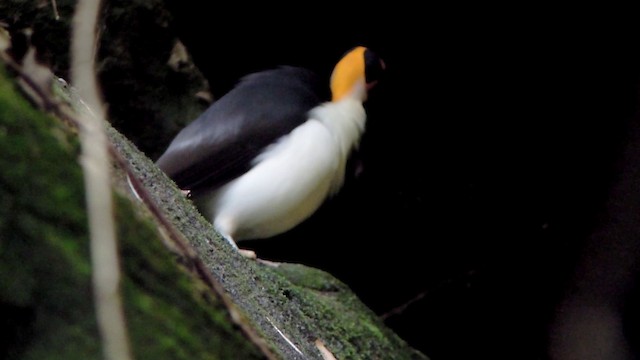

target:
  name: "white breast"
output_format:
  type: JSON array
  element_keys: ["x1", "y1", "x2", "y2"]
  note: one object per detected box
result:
[{"x1": 201, "y1": 99, "x2": 366, "y2": 242}]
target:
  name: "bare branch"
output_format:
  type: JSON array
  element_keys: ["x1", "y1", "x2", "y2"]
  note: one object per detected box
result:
[
  {"x1": 380, "y1": 270, "x2": 476, "y2": 321},
  {"x1": 71, "y1": 1, "x2": 132, "y2": 359}
]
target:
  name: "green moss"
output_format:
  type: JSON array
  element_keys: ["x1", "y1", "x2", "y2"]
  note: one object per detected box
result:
[
  {"x1": 110, "y1": 118, "x2": 429, "y2": 359},
  {"x1": 116, "y1": 196, "x2": 264, "y2": 360},
  {"x1": 0, "y1": 1, "x2": 430, "y2": 355},
  {"x1": 0, "y1": 64, "x2": 264, "y2": 359},
  {"x1": 267, "y1": 263, "x2": 425, "y2": 360},
  {"x1": 271, "y1": 263, "x2": 348, "y2": 292},
  {"x1": 0, "y1": 63, "x2": 98, "y2": 360}
]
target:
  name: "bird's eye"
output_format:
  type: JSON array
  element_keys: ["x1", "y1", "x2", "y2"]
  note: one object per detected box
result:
[{"x1": 364, "y1": 49, "x2": 385, "y2": 86}]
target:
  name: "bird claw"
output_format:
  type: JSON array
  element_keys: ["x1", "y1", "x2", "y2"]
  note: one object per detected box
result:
[
  {"x1": 238, "y1": 248, "x2": 280, "y2": 267},
  {"x1": 238, "y1": 248, "x2": 257, "y2": 259}
]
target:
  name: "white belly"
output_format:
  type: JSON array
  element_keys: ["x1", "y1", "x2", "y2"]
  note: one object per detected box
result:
[{"x1": 203, "y1": 119, "x2": 341, "y2": 241}]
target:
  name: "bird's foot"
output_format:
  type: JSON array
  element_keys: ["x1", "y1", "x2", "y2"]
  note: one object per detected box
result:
[
  {"x1": 238, "y1": 248, "x2": 280, "y2": 266},
  {"x1": 218, "y1": 231, "x2": 260, "y2": 260},
  {"x1": 238, "y1": 248, "x2": 257, "y2": 259}
]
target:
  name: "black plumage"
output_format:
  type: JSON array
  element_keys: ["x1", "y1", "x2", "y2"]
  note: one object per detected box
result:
[{"x1": 156, "y1": 66, "x2": 328, "y2": 195}]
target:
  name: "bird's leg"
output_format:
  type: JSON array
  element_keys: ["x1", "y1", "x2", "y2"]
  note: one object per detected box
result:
[
  {"x1": 221, "y1": 234, "x2": 280, "y2": 265},
  {"x1": 219, "y1": 232, "x2": 257, "y2": 259},
  {"x1": 227, "y1": 236, "x2": 278, "y2": 265},
  {"x1": 229, "y1": 240, "x2": 258, "y2": 259},
  {"x1": 225, "y1": 237, "x2": 275, "y2": 263}
]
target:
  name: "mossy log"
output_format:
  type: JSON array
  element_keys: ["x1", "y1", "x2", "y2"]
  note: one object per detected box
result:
[{"x1": 0, "y1": 1, "x2": 429, "y2": 359}]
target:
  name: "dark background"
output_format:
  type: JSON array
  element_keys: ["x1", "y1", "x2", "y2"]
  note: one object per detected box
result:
[{"x1": 158, "y1": 6, "x2": 640, "y2": 359}]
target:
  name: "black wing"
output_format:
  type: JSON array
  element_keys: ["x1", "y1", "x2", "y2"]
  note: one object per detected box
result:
[{"x1": 156, "y1": 66, "x2": 326, "y2": 193}]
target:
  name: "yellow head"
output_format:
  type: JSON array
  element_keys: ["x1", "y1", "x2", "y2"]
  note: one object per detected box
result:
[{"x1": 330, "y1": 46, "x2": 385, "y2": 102}]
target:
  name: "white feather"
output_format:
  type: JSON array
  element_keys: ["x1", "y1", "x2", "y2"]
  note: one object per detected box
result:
[{"x1": 196, "y1": 98, "x2": 366, "y2": 242}]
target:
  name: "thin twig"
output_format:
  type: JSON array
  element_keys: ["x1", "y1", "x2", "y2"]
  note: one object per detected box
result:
[
  {"x1": 71, "y1": 1, "x2": 132, "y2": 359},
  {"x1": 50, "y1": 0, "x2": 61, "y2": 20},
  {"x1": 379, "y1": 290, "x2": 428, "y2": 321},
  {"x1": 380, "y1": 270, "x2": 476, "y2": 321}
]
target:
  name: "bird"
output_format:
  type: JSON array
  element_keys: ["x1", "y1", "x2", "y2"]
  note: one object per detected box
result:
[{"x1": 155, "y1": 46, "x2": 385, "y2": 255}]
